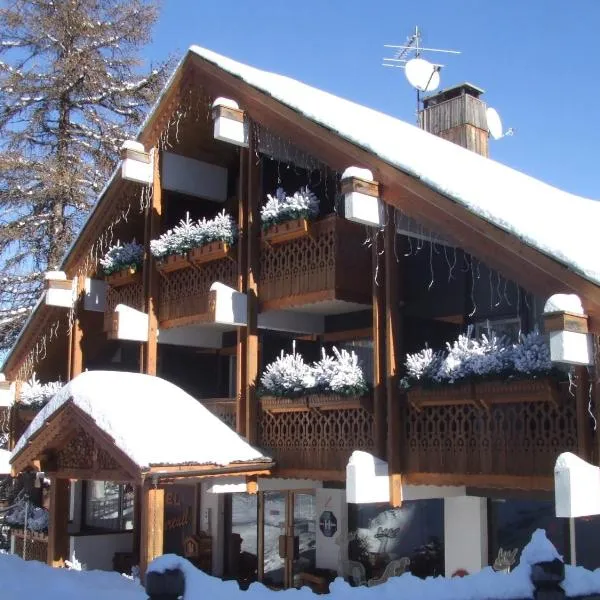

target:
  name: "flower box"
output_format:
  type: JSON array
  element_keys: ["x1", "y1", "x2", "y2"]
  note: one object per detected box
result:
[
  {"x1": 406, "y1": 383, "x2": 474, "y2": 410},
  {"x1": 189, "y1": 241, "x2": 234, "y2": 266},
  {"x1": 263, "y1": 218, "x2": 310, "y2": 245},
  {"x1": 474, "y1": 378, "x2": 558, "y2": 406},
  {"x1": 105, "y1": 268, "x2": 142, "y2": 287},
  {"x1": 307, "y1": 394, "x2": 372, "y2": 412},
  {"x1": 259, "y1": 396, "x2": 309, "y2": 413},
  {"x1": 156, "y1": 253, "x2": 189, "y2": 274}
]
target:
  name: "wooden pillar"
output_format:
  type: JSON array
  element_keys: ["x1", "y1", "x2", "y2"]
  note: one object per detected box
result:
[
  {"x1": 372, "y1": 229, "x2": 387, "y2": 460},
  {"x1": 575, "y1": 366, "x2": 592, "y2": 461},
  {"x1": 236, "y1": 148, "x2": 249, "y2": 436},
  {"x1": 139, "y1": 482, "x2": 165, "y2": 579},
  {"x1": 141, "y1": 147, "x2": 162, "y2": 376},
  {"x1": 384, "y1": 204, "x2": 404, "y2": 507},
  {"x1": 47, "y1": 477, "x2": 70, "y2": 567},
  {"x1": 132, "y1": 484, "x2": 143, "y2": 565},
  {"x1": 68, "y1": 277, "x2": 85, "y2": 380},
  {"x1": 245, "y1": 128, "x2": 260, "y2": 444}
]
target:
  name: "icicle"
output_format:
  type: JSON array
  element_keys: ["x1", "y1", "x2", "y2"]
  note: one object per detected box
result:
[
  {"x1": 428, "y1": 241, "x2": 435, "y2": 290},
  {"x1": 468, "y1": 256, "x2": 477, "y2": 317}
]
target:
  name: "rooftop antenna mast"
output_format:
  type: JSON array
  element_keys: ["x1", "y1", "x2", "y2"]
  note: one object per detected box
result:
[{"x1": 383, "y1": 26, "x2": 461, "y2": 123}]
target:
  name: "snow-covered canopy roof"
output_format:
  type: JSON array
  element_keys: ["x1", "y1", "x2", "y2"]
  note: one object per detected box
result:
[
  {"x1": 187, "y1": 46, "x2": 600, "y2": 287},
  {"x1": 11, "y1": 371, "x2": 270, "y2": 471}
]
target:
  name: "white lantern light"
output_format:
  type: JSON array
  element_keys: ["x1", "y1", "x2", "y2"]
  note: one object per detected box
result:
[
  {"x1": 212, "y1": 97, "x2": 248, "y2": 147},
  {"x1": 120, "y1": 140, "x2": 152, "y2": 184},
  {"x1": 543, "y1": 294, "x2": 592, "y2": 366},
  {"x1": 341, "y1": 167, "x2": 382, "y2": 227},
  {"x1": 44, "y1": 271, "x2": 75, "y2": 308}
]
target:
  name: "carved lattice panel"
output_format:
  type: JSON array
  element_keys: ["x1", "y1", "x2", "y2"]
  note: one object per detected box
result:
[
  {"x1": 159, "y1": 259, "x2": 237, "y2": 326},
  {"x1": 404, "y1": 400, "x2": 577, "y2": 477},
  {"x1": 57, "y1": 428, "x2": 119, "y2": 471},
  {"x1": 13, "y1": 531, "x2": 48, "y2": 563},
  {"x1": 259, "y1": 406, "x2": 374, "y2": 471},
  {"x1": 201, "y1": 399, "x2": 236, "y2": 430},
  {"x1": 104, "y1": 282, "x2": 144, "y2": 331},
  {"x1": 260, "y1": 218, "x2": 336, "y2": 303}
]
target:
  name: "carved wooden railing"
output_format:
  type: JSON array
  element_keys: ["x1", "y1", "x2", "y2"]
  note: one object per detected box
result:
[
  {"x1": 403, "y1": 379, "x2": 577, "y2": 478},
  {"x1": 259, "y1": 214, "x2": 371, "y2": 310},
  {"x1": 12, "y1": 529, "x2": 48, "y2": 563},
  {"x1": 158, "y1": 258, "x2": 237, "y2": 329},
  {"x1": 103, "y1": 280, "x2": 144, "y2": 332},
  {"x1": 201, "y1": 398, "x2": 236, "y2": 430},
  {"x1": 258, "y1": 395, "x2": 375, "y2": 471}
]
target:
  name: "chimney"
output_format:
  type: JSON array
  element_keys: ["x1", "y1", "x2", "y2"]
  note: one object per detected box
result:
[{"x1": 419, "y1": 82, "x2": 489, "y2": 156}]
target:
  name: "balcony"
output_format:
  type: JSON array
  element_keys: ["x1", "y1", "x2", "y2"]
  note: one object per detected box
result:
[
  {"x1": 259, "y1": 215, "x2": 371, "y2": 313},
  {"x1": 402, "y1": 378, "x2": 577, "y2": 480}
]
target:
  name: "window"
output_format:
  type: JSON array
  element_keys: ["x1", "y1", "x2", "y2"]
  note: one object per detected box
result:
[
  {"x1": 475, "y1": 317, "x2": 521, "y2": 343},
  {"x1": 84, "y1": 481, "x2": 134, "y2": 532}
]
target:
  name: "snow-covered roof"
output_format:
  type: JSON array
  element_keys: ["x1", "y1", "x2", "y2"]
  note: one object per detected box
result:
[
  {"x1": 189, "y1": 46, "x2": 600, "y2": 287},
  {"x1": 0, "y1": 448, "x2": 11, "y2": 475},
  {"x1": 11, "y1": 371, "x2": 270, "y2": 470}
]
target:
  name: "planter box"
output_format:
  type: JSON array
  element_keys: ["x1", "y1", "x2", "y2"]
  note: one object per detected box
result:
[
  {"x1": 307, "y1": 395, "x2": 373, "y2": 412},
  {"x1": 263, "y1": 218, "x2": 310, "y2": 245},
  {"x1": 106, "y1": 268, "x2": 142, "y2": 287},
  {"x1": 474, "y1": 378, "x2": 558, "y2": 406},
  {"x1": 189, "y1": 241, "x2": 234, "y2": 266},
  {"x1": 259, "y1": 396, "x2": 309, "y2": 413},
  {"x1": 156, "y1": 253, "x2": 189, "y2": 274},
  {"x1": 407, "y1": 383, "x2": 474, "y2": 410}
]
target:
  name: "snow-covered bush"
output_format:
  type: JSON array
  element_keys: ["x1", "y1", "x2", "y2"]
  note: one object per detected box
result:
[
  {"x1": 19, "y1": 374, "x2": 62, "y2": 408},
  {"x1": 150, "y1": 211, "x2": 236, "y2": 259},
  {"x1": 260, "y1": 347, "x2": 367, "y2": 398},
  {"x1": 4, "y1": 499, "x2": 49, "y2": 532},
  {"x1": 260, "y1": 351, "x2": 315, "y2": 397},
  {"x1": 261, "y1": 186, "x2": 319, "y2": 229},
  {"x1": 99, "y1": 241, "x2": 144, "y2": 275},
  {"x1": 402, "y1": 331, "x2": 554, "y2": 389}
]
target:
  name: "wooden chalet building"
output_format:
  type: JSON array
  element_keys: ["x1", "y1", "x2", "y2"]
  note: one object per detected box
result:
[{"x1": 3, "y1": 47, "x2": 600, "y2": 587}]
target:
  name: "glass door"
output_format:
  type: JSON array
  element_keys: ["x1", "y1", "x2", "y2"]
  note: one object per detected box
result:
[
  {"x1": 261, "y1": 491, "x2": 287, "y2": 588},
  {"x1": 291, "y1": 492, "x2": 317, "y2": 586}
]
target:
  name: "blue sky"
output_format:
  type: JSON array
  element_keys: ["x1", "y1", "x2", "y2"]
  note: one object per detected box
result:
[{"x1": 148, "y1": 0, "x2": 600, "y2": 199}]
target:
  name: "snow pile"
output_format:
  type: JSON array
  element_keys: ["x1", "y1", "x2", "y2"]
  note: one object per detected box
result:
[
  {"x1": 0, "y1": 552, "x2": 144, "y2": 600},
  {"x1": 12, "y1": 371, "x2": 270, "y2": 469},
  {"x1": 260, "y1": 347, "x2": 368, "y2": 398},
  {"x1": 402, "y1": 332, "x2": 553, "y2": 389},
  {"x1": 100, "y1": 241, "x2": 144, "y2": 276},
  {"x1": 341, "y1": 167, "x2": 374, "y2": 182},
  {"x1": 261, "y1": 187, "x2": 319, "y2": 229},
  {"x1": 150, "y1": 211, "x2": 236, "y2": 259},
  {"x1": 19, "y1": 373, "x2": 63, "y2": 409},
  {"x1": 543, "y1": 294, "x2": 585, "y2": 316},
  {"x1": 188, "y1": 46, "x2": 600, "y2": 287}
]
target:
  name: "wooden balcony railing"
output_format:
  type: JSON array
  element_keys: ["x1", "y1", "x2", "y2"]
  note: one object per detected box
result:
[
  {"x1": 258, "y1": 394, "x2": 375, "y2": 472},
  {"x1": 103, "y1": 279, "x2": 144, "y2": 333},
  {"x1": 201, "y1": 398, "x2": 236, "y2": 430},
  {"x1": 259, "y1": 214, "x2": 371, "y2": 311},
  {"x1": 403, "y1": 378, "x2": 577, "y2": 479},
  {"x1": 12, "y1": 529, "x2": 48, "y2": 563}
]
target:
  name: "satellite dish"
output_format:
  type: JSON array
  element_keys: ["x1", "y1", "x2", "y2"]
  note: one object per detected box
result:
[
  {"x1": 486, "y1": 107, "x2": 503, "y2": 140},
  {"x1": 405, "y1": 58, "x2": 440, "y2": 92}
]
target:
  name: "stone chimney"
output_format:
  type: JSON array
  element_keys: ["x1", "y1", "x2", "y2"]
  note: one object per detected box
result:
[{"x1": 419, "y1": 82, "x2": 489, "y2": 156}]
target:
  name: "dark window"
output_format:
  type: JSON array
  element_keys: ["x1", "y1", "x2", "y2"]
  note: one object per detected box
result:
[
  {"x1": 575, "y1": 515, "x2": 600, "y2": 570},
  {"x1": 84, "y1": 481, "x2": 134, "y2": 532}
]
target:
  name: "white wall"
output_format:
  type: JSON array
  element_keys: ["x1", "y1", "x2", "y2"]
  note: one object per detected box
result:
[
  {"x1": 444, "y1": 496, "x2": 488, "y2": 576},
  {"x1": 69, "y1": 532, "x2": 133, "y2": 571},
  {"x1": 316, "y1": 488, "x2": 347, "y2": 573}
]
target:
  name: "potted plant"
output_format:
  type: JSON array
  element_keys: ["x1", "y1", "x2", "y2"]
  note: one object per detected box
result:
[
  {"x1": 100, "y1": 241, "x2": 144, "y2": 286},
  {"x1": 261, "y1": 187, "x2": 319, "y2": 245}
]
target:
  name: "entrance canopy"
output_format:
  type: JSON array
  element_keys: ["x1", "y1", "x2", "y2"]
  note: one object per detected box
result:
[{"x1": 10, "y1": 371, "x2": 272, "y2": 483}]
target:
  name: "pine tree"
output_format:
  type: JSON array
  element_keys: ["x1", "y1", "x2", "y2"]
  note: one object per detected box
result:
[{"x1": 0, "y1": 0, "x2": 170, "y2": 351}]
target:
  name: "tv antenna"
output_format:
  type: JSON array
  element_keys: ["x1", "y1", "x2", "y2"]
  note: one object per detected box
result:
[{"x1": 383, "y1": 26, "x2": 461, "y2": 120}]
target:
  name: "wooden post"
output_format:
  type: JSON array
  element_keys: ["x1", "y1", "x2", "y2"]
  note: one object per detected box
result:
[
  {"x1": 575, "y1": 366, "x2": 592, "y2": 461},
  {"x1": 245, "y1": 127, "x2": 260, "y2": 444},
  {"x1": 47, "y1": 477, "x2": 70, "y2": 567},
  {"x1": 384, "y1": 204, "x2": 404, "y2": 507},
  {"x1": 141, "y1": 147, "x2": 162, "y2": 376},
  {"x1": 372, "y1": 229, "x2": 387, "y2": 460},
  {"x1": 68, "y1": 277, "x2": 85, "y2": 380},
  {"x1": 139, "y1": 482, "x2": 165, "y2": 579},
  {"x1": 236, "y1": 148, "x2": 249, "y2": 436}
]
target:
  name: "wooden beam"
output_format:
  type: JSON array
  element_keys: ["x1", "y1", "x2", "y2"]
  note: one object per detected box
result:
[
  {"x1": 372, "y1": 230, "x2": 386, "y2": 460},
  {"x1": 47, "y1": 477, "x2": 70, "y2": 567},
  {"x1": 404, "y1": 471, "x2": 554, "y2": 491},
  {"x1": 141, "y1": 147, "x2": 162, "y2": 375},
  {"x1": 384, "y1": 204, "x2": 404, "y2": 507},
  {"x1": 245, "y1": 128, "x2": 260, "y2": 444},
  {"x1": 139, "y1": 482, "x2": 165, "y2": 579},
  {"x1": 575, "y1": 366, "x2": 592, "y2": 461},
  {"x1": 236, "y1": 147, "x2": 249, "y2": 436},
  {"x1": 68, "y1": 278, "x2": 85, "y2": 380}
]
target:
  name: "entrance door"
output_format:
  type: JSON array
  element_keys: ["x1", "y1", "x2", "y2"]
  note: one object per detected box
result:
[{"x1": 259, "y1": 491, "x2": 316, "y2": 589}]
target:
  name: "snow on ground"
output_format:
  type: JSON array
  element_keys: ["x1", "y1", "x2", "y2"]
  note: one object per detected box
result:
[{"x1": 2, "y1": 530, "x2": 600, "y2": 600}]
